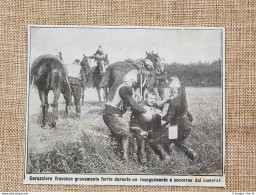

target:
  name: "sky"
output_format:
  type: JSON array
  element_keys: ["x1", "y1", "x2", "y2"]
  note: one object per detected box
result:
[{"x1": 29, "y1": 26, "x2": 223, "y2": 65}]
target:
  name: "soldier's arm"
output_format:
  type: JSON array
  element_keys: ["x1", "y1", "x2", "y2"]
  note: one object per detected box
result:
[
  {"x1": 119, "y1": 86, "x2": 146, "y2": 114},
  {"x1": 104, "y1": 54, "x2": 109, "y2": 65},
  {"x1": 161, "y1": 102, "x2": 175, "y2": 122},
  {"x1": 156, "y1": 70, "x2": 167, "y2": 80},
  {"x1": 181, "y1": 86, "x2": 193, "y2": 122}
]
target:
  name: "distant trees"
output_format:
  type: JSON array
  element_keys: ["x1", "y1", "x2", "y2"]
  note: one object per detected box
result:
[{"x1": 164, "y1": 59, "x2": 222, "y2": 87}]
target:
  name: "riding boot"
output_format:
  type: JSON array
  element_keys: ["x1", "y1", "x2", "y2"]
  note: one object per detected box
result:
[
  {"x1": 76, "y1": 104, "x2": 81, "y2": 118},
  {"x1": 155, "y1": 144, "x2": 170, "y2": 161},
  {"x1": 168, "y1": 143, "x2": 175, "y2": 156},
  {"x1": 121, "y1": 138, "x2": 129, "y2": 161},
  {"x1": 177, "y1": 143, "x2": 197, "y2": 161},
  {"x1": 65, "y1": 101, "x2": 71, "y2": 115},
  {"x1": 131, "y1": 138, "x2": 138, "y2": 162},
  {"x1": 139, "y1": 138, "x2": 147, "y2": 164}
]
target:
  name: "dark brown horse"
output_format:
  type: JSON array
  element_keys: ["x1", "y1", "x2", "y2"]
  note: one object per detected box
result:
[
  {"x1": 92, "y1": 58, "x2": 108, "y2": 102},
  {"x1": 145, "y1": 51, "x2": 168, "y2": 99},
  {"x1": 100, "y1": 59, "x2": 156, "y2": 102},
  {"x1": 145, "y1": 51, "x2": 165, "y2": 76},
  {"x1": 30, "y1": 54, "x2": 66, "y2": 128},
  {"x1": 80, "y1": 54, "x2": 93, "y2": 104}
]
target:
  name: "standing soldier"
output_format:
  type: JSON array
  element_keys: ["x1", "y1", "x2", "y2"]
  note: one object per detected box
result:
[
  {"x1": 102, "y1": 70, "x2": 150, "y2": 161},
  {"x1": 62, "y1": 59, "x2": 86, "y2": 118}
]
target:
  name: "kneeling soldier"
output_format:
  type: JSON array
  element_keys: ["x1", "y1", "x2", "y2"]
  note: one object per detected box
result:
[
  {"x1": 103, "y1": 70, "x2": 148, "y2": 161},
  {"x1": 155, "y1": 76, "x2": 197, "y2": 160}
]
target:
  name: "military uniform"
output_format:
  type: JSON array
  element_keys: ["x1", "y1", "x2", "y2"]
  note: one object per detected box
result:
[
  {"x1": 130, "y1": 84, "x2": 196, "y2": 161},
  {"x1": 155, "y1": 67, "x2": 168, "y2": 100},
  {"x1": 92, "y1": 46, "x2": 109, "y2": 67},
  {"x1": 103, "y1": 85, "x2": 146, "y2": 139},
  {"x1": 62, "y1": 61, "x2": 86, "y2": 117},
  {"x1": 130, "y1": 102, "x2": 162, "y2": 163},
  {"x1": 157, "y1": 84, "x2": 196, "y2": 160},
  {"x1": 103, "y1": 70, "x2": 147, "y2": 161}
]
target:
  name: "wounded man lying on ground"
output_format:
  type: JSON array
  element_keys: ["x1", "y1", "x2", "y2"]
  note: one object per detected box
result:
[
  {"x1": 130, "y1": 76, "x2": 197, "y2": 163},
  {"x1": 130, "y1": 91, "x2": 164, "y2": 163}
]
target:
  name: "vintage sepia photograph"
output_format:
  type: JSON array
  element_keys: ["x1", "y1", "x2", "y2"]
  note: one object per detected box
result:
[{"x1": 24, "y1": 26, "x2": 225, "y2": 186}]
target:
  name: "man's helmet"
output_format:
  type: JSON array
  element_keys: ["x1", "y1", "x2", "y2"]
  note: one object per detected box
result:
[
  {"x1": 97, "y1": 45, "x2": 103, "y2": 54},
  {"x1": 123, "y1": 69, "x2": 138, "y2": 82}
]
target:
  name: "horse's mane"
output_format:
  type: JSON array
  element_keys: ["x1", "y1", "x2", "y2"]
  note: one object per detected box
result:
[{"x1": 31, "y1": 54, "x2": 67, "y2": 77}]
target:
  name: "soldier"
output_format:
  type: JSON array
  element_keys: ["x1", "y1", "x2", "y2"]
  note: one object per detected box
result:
[
  {"x1": 102, "y1": 69, "x2": 151, "y2": 161},
  {"x1": 156, "y1": 76, "x2": 196, "y2": 160},
  {"x1": 130, "y1": 91, "x2": 164, "y2": 163},
  {"x1": 91, "y1": 45, "x2": 109, "y2": 67},
  {"x1": 155, "y1": 60, "x2": 168, "y2": 100},
  {"x1": 62, "y1": 59, "x2": 86, "y2": 118}
]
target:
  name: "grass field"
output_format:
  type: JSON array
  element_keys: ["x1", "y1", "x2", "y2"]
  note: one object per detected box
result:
[{"x1": 27, "y1": 87, "x2": 223, "y2": 175}]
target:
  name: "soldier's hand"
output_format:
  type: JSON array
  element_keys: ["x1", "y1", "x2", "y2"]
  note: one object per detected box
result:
[
  {"x1": 187, "y1": 112, "x2": 193, "y2": 122},
  {"x1": 140, "y1": 131, "x2": 148, "y2": 137}
]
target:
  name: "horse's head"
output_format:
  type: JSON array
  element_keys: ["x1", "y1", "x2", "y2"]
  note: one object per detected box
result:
[
  {"x1": 145, "y1": 51, "x2": 164, "y2": 74},
  {"x1": 81, "y1": 54, "x2": 92, "y2": 75},
  {"x1": 144, "y1": 71, "x2": 156, "y2": 91},
  {"x1": 96, "y1": 59, "x2": 106, "y2": 76}
]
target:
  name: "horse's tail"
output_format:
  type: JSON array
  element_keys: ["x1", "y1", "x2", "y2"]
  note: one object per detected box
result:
[
  {"x1": 99, "y1": 66, "x2": 110, "y2": 88},
  {"x1": 49, "y1": 69, "x2": 62, "y2": 90}
]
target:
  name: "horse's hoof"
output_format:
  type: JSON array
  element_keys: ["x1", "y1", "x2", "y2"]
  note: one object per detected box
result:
[{"x1": 187, "y1": 150, "x2": 198, "y2": 161}]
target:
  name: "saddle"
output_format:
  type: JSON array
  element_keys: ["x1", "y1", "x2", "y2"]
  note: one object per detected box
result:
[{"x1": 124, "y1": 58, "x2": 149, "y2": 75}]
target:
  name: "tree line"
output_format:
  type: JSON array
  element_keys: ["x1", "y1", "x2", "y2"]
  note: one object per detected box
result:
[{"x1": 164, "y1": 59, "x2": 222, "y2": 87}]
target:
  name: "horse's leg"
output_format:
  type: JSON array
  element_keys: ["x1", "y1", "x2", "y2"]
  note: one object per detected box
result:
[
  {"x1": 96, "y1": 86, "x2": 101, "y2": 102},
  {"x1": 52, "y1": 89, "x2": 60, "y2": 127},
  {"x1": 81, "y1": 87, "x2": 85, "y2": 106},
  {"x1": 39, "y1": 90, "x2": 49, "y2": 128},
  {"x1": 44, "y1": 90, "x2": 49, "y2": 114},
  {"x1": 103, "y1": 86, "x2": 108, "y2": 102}
]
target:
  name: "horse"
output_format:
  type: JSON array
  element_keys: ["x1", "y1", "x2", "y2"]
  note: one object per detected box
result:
[
  {"x1": 145, "y1": 51, "x2": 164, "y2": 73},
  {"x1": 92, "y1": 57, "x2": 108, "y2": 102},
  {"x1": 145, "y1": 51, "x2": 168, "y2": 99},
  {"x1": 30, "y1": 54, "x2": 66, "y2": 128},
  {"x1": 100, "y1": 59, "x2": 156, "y2": 102},
  {"x1": 80, "y1": 54, "x2": 93, "y2": 104}
]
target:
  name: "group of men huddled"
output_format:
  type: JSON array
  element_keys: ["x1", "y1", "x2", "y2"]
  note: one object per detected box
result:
[{"x1": 63, "y1": 46, "x2": 197, "y2": 164}]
